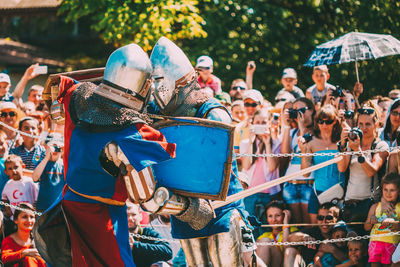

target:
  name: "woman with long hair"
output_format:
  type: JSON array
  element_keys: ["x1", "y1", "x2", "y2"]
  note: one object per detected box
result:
[
  {"x1": 1, "y1": 203, "x2": 46, "y2": 266},
  {"x1": 281, "y1": 97, "x2": 315, "y2": 223},
  {"x1": 256, "y1": 201, "x2": 296, "y2": 267},
  {"x1": 240, "y1": 109, "x2": 281, "y2": 223},
  {"x1": 299, "y1": 104, "x2": 344, "y2": 223},
  {"x1": 338, "y1": 101, "x2": 389, "y2": 233},
  {"x1": 380, "y1": 98, "x2": 400, "y2": 147}
]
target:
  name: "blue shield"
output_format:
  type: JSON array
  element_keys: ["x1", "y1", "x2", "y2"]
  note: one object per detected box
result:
[{"x1": 152, "y1": 117, "x2": 234, "y2": 201}]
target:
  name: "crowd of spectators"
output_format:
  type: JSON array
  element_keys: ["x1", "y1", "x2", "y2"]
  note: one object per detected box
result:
[
  {"x1": 0, "y1": 56, "x2": 400, "y2": 266},
  {"x1": 197, "y1": 56, "x2": 400, "y2": 267}
]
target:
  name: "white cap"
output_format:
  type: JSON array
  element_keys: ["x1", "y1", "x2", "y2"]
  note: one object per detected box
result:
[
  {"x1": 196, "y1": 55, "x2": 213, "y2": 68},
  {"x1": 313, "y1": 65, "x2": 329, "y2": 72},
  {"x1": 282, "y1": 68, "x2": 297, "y2": 79},
  {"x1": 243, "y1": 89, "x2": 263, "y2": 104},
  {"x1": 0, "y1": 73, "x2": 10, "y2": 84}
]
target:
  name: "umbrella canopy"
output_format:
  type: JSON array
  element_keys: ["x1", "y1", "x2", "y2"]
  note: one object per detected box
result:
[{"x1": 304, "y1": 32, "x2": 400, "y2": 67}]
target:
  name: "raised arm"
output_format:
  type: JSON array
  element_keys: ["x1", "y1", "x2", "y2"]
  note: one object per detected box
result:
[{"x1": 12, "y1": 64, "x2": 40, "y2": 106}]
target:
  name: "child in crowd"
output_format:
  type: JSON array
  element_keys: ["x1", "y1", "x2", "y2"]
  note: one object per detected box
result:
[
  {"x1": 256, "y1": 200, "x2": 296, "y2": 267},
  {"x1": 314, "y1": 223, "x2": 349, "y2": 267},
  {"x1": 10, "y1": 117, "x2": 46, "y2": 171},
  {"x1": 1, "y1": 155, "x2": 38, "y2": 218},
  {"x1": 231, "y1": 100, "x2": 247, "y2": 124},
  {"x1": 306, "y1": 65, "x2": 335, "y2": 106},
  {"x1": 1, "y1": 203, "x2": 46, "y2": 266},
  {"x1": 365, "y1": 173, "x2": 400, "y2": 266},
  {"x1": 33, "y1": 133, "x2": 64, "y2": 212},
  {"x1": 336, "y1": 240, "x2": 370, "y2": 267},
  {"x1": 276, "y1": 67, "x2": 304, "y2": 99}
]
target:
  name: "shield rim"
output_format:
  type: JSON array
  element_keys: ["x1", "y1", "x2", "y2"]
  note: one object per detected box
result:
[
  {"x1": 43, "y1": 67, "x2": 105, "y2": 105},
  {"x1": 152, "y1": 117, "x2": 234, "y2": 201}
]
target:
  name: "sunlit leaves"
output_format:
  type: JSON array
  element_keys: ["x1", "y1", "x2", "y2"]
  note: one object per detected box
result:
[{"x1": 59, "y1": 0, "x2": 208, "y2": 51}]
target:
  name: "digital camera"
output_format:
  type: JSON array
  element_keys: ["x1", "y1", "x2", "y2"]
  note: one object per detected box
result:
[
  {"x1": 288, "y1": 108, "x2": 299, "y2": 119},
  {"x1": 331, "y1": 85, "x2": 345, "y2": 98},
  {"x1": 348, "y1": 127, "x2": 363, "y2": 141}
]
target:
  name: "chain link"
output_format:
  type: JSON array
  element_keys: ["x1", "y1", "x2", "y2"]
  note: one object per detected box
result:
[
  {"x1": 237, "y1": 146, "x2": 400, "y2": 159},
  {"x1": 0, "y1": 121, "x2": 43, "y2": 140},
  {"x1": 0, "y1": 120, "x2": 397, "y2": 158},
  {"x1": 131, "y1": 230, "x2": 400, "y2": 247},
  {"x1": 253, "y1": 231, "x2": 400, "y2": 247},
  {"x1": 3, "y1": 201, "x2": 399, "y2": 247},
  {"x1": 0, "y1": 201, "x2": 43, "y2": 216}
]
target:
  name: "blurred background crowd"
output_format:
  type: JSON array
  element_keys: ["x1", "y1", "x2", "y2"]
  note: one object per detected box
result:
[
  {"x1": 0, "y1": 55, "x2": 400, "y2": 266},
  {"x1": 3, "y1": 1, "x2": 400, "y2": 266}
]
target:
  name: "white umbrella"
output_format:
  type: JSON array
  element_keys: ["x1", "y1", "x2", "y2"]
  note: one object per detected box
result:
[{"x1": 304, "y1": 32, "x2": 400, "y2": 82}]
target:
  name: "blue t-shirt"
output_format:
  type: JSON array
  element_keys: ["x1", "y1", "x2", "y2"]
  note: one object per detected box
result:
[
  {"x1": 36, "y1": 159, "x2": 65, "y2": 211},
  {"x1": 0, "y1": 158, "x2": 9, "y2": 195},
  {"x1": 0, "y1": 92, "x2": 14, "y2": 102},
  {"x1": 10, "y1": 144, "x2": 46, "y2": 170}
]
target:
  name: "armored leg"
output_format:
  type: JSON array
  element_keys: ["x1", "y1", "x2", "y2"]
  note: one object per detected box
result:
[
  {"x1": 180, "y1": 238, "x2": 211, "y2": 267},
  {"x1": 208, "y1": 210, "x2": 244, "y2": 267}
]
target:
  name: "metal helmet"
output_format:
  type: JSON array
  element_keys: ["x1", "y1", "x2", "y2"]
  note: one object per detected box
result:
[
  {"x1": 150, "y1": 37, "x2": 197, "y2": 115},
  {"x1": 94, "y1": 43, "x2": 153, "y2": 112}
]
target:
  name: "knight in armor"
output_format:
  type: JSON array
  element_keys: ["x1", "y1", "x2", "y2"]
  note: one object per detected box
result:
[
  {"x1": 33, "y1": 43, "x2": 214, "y2": 267},
  {"x1": 149, "y1": 37, "x2": 254, "y2": 267}
]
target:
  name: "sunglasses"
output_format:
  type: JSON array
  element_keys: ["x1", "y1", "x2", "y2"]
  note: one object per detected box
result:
[
  {"x1": 197, "y1": 67, "x2": 211, "y2": 71},
  {"x1": 295, "y1": 107, "x2": 308, "y2": 114},
  {"x1": 0, "y1": 111, "x2": 16, "y2": 118},
  {"x1": 275, "y1": 98, "x2": 287, "y2": 103},
  {"x1": 232, "y1": 86, "x2": 246, "y2": 91},
  {"x1": 317, "y1": 118, "x2": 335, "y2": 125},
  {"x1": 244, "y1": 102, "x2": 258, "y2": 108},
  {"x1": 317, "y1": 215, "x2": 334, "y2": 221},
  {"x1": 391, "y1": 111, "x2": 400, "y2": 117},
  {"x1": 357, "y1": 108, "x2": 375, "y2": 115}
]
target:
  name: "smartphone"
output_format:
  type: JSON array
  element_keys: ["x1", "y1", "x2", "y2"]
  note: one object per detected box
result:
[
  {"x1": 33, "y1": 65, "x2": 48, "y2": 75},
  {"x1": 272, "y1": 113, "x2": 280, "y2": 125},
  {"x1": 251, "y1": 124, "x2": 266, "y2": 135}
]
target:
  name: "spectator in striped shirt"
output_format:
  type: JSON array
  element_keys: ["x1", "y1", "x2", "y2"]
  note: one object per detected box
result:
[{"x1": 10, "y1": 117, "x2": 45, "y2": 171}]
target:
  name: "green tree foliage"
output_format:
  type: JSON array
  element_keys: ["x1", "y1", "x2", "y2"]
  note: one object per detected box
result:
[
  {"x1": 59, "y1": 0, "x2": 400, "y2": 101},
  {"x1": 182, "y1": 0, "x2": 400, "y2": 101},
  {"x1": 59, "y1": 0, "x2": 207, "y2": 51}
]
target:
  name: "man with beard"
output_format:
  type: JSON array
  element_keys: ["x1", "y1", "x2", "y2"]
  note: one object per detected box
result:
[{"x1": 127, "y1": 202, "x2": 172, "y2": 267}]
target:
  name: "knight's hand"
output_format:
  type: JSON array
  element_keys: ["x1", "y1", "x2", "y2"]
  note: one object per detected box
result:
[
  {"x1": 175, "y1": 198, "x2": 214, "y2": 230},
  {"x1": 104, "y1": 142, "x2": 121, "y2": 165},
  {"x1": 100, "y1": 141, "x2": 130, "y2": 177}
]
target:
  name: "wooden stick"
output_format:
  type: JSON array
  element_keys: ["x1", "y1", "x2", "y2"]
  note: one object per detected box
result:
[
  {"x1": 355, "y1": 60, "x2": 360, "y2": 83},
  {"x1": 211, "y1": 156, "x2": 343, "y2": 209}
]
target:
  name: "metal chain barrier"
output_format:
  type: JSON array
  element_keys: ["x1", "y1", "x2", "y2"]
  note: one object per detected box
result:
[
  {"x1": 0, "y1": 201, "x2": 43, "y2": 216},
  {"x1": 0, "y1": 119, "x2": 397, "y2": 158},
  {"x1": 1, "y1": 120, "x2": 399, "y2": 246},
  {"x1": 130, "y1": 230, "x2": 400, "y2": 247},
  {"x1": 3, "y1": 200, "x2": 400, "y2": 247},
  {"x1": 236, "y1": 146, "x2": 400, "y2": 159},
  {"x1": 0, "y1": 121, "x2": 42, "y2": 140}
]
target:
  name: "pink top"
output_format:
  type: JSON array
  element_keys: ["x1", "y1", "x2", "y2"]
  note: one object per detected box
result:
[{"x1": 240, "y1": 139, "x2": 281, "y2": 194}]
